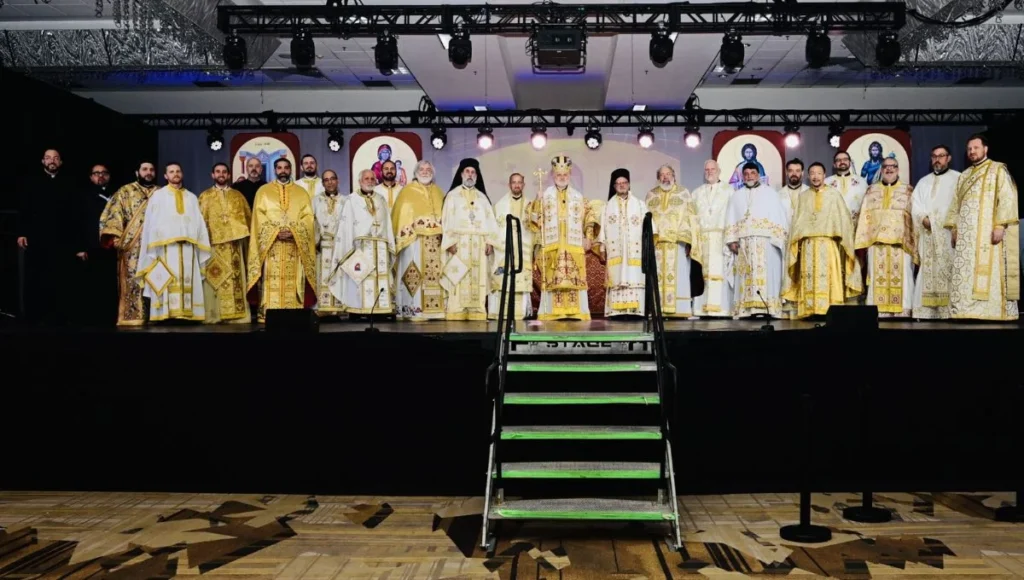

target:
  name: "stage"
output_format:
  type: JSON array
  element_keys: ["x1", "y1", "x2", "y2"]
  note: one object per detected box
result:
[{"x1": 2, "y1": 317, "x2": 1020, "y2": 499}]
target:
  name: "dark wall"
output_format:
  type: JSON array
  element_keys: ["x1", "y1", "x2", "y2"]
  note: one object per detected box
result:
[
  {"x1": 0, "y1": 67, "x2": 158, "y2": 316},
  {"x1": 981, "y1": 119, "x2": 1024, "y2": 219}
]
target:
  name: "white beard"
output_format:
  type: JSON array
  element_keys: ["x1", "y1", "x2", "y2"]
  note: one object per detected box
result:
[
  {"x1": 416, "y1": 176, "x2": 434, "y2": 185},
  {"x1": 744, "y1": 181, "x2": 758, "y2": 188},
  {"x1": 360, "y1": 187, "x2": 374, "y2": 194},
  {"x1": 463, "y1": 177, "x2": 476, "y2": 189},
  {"x1": 659, "y1": 182, "x2": 674, "y2": 191}
]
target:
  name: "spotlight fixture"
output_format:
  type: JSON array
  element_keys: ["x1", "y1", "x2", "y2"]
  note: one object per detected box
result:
[
  {"x1": 431, "y1": 126, "x2": 448, "y2": 150},
  {"x1": 649, "y1": 27, "x2": 674, "y2": 68},
  {"x1": 584, "y1": 125, "x2": 602, "y2": 150},
  {"x1": 684, "y1": 126, "x2": 701, "y2": 149},
  {"x1": 637, "y1": 125, "x2": 654, "y2": 149},
  {"x1": 223, "y1": 35, "x2": 246, "y2": 71},
  {"x1": 477, "y1": 127, "x2": 494, "y2": 150},
  {"x1": 876, "y1": 31, "x2": 900, "y2": 68},
  {"x1": 375, "y1": 30, "x2": 399, "y2": 75},
  {"x1": 805, "y1": 28, "x2": 831, "y2": 69},
  {"x1": 290, "y1": 28, "x2": 316, "y2": 71},
  {"x1": 448, "y1": 27, "x2": 472, "y2": 69},
  {"x1": 827, "y1": 124, "x2": 843, "y2": 148},
  {"x1": 784, "y1": 125, "x2": 801, "y2": 148},
  {"x1": 720, "y1": 31, "x2": 744, "y2": 72},
  {"x1": 530, "y1": 126, "x2": 548, "y2": 150},
  {"x1": 327, "y1": 128, "x2": 344, "y2": 152},
  {"x1": 207, "y1": 127, "x2": 224, "y2": 151}
]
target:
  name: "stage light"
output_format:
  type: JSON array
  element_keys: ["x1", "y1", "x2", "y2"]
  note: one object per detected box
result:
[
  {"x1": 637, "y1": 126, "x2": 654, "y2": 149},
  {"x1": 290, "y1": 28, "x2": 316, "y2": 71},
  {"x1": 805, "y1": 28, "x2": 830, "y2": 69},
  {"x1": 530, "y1": 126, "x2": 547, "y2": 150},
  {"x1": 876, "y1": 31, "x2": 900, "y2": 68},
  {"x1": 684, "y1": 126, "x2": 701, "y2": 148},
  {"x1": 784, "y1": 125, "x2": 801, "y2": 148},
  {"x1": 477, "y1": 127, "x2": 494, "y2": 150},
  {"x1": 828, "y1": 124, "x2": 843, "y2": 148},
  {"x1": 431, "y1": 127, "x2": 447, "y2": 150},
  {"x1": 223, "y1": 35, "x2": 246, "y2": 71},
  {"x1": 448, "y1": 28, "x2": 472, "y2": 69},
  {"x1": 327, "y1": 128, "x2": 343, "y2": 152},
  {"x1": 649, "y1": 28, "x2": 673, "y2": 68},
  {"x1": 207, "y1": 127, "x2": 224, "y2": 151},
  {"x1": 584, "y1": 125, "x2": 602, "y2": 150},
  {"x1": 375, "y1": 30, "x2": 399, "y2": 75},
  {"x1": 720, "y1": 31, "x2": 743, "y2": 72}
]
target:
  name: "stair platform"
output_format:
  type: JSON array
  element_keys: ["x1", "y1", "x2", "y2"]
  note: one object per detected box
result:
[{"x1": 489, "y1": 497, "x2": 675, "y2": 521}]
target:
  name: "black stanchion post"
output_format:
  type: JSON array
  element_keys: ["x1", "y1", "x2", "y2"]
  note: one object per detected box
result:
[
  {"x1": 995, "y1": 384, "x2": 1024, "y2": 523},
  {"x1": 780, "y1": 393, "x2": 832, "y2": 543},
  {"x1": 842, "y1": 384, "x2": 892, "y2": 523}
]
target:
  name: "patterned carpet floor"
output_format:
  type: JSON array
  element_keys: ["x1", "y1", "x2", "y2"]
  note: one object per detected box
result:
[{"x1": 2, "y1": 491, "x2": 1023, "y2": 579}]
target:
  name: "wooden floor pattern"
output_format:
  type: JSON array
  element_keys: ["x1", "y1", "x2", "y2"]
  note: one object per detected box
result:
[{"x1": 2, "y1": 491, "x2": 1023, "y2": 579}]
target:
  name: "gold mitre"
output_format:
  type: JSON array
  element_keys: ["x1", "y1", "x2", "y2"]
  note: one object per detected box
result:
[{"x1": 551, "y1": 155, "x2": 572, "y2": 172}]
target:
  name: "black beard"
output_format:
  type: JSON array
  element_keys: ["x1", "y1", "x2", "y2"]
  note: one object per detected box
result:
[
  {"x1": 383, "y1": 176, "x2": 396, "y2": 182},
  {"x1": 138, "y1": 177, "x2": 155, "y2": 186},
  {"x1": 303, "y1": 171, "x2": 316, "y2": 177},
  {"x1": 276, "y1": 174, "x2": 290, "y2": 182}
]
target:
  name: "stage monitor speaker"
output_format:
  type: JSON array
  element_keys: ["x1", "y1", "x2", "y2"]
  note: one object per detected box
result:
[
  {"x1": 265, "y1": 308, "x2": 319, "y2": 333},
  {"x1": 826, "y1": 305, "x2": 878, "y2": 332}
]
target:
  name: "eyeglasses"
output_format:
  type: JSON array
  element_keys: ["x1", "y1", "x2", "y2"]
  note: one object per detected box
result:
[
  {"x1": 92, "y1": 171, "x2": 109, "y2": 175},
  {"x1": 882, "y1": 164, "x2": 898, "y2": 169},
  {"x1": 930, "y1": 154, "x2": 949, "y2": 159}
]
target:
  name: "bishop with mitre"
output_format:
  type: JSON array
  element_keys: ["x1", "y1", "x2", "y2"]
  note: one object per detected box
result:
[
  {"x1": 645, "y1": 164, "x2": 700, "y2": 318},
  {"x1": 246, "y1": 158, "x2": 318, "y2": 322},
  {"x1": 782, "y1": 162, "x2": 862, "y2": 318},
  {"x1": 944, "y1": 134, "x2": 1019, "y2": 321},
  {"x1": 198, "y1": 162, "x2": 252, "y2": 324},
  {"x1": 136, "y1": 162, "x2": 212, "y2": 322},
  {"x1": 393, "y1": 160, "x2": 446, "y2": 321},
  {"x1": 855, "y1": 158, "x2": 917, "y2": 317},
  {"x1": 330, "y1": 169, "x2": 396, "y2": 316},
  {"x1": 442, "y1": 160, "x2": 499, "y2": 321},
  {"x1": 527, "y1": 155, "x2": 591, "y2": 320},
  {"x1": 725, "y1": 162, "x2": 790, "y2": 318},
  {"x1": 489, "y1": 172, "x2": 534, "y2": 320}
]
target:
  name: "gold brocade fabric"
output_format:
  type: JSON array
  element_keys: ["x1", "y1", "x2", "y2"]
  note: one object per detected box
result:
[
  {"x1": 584, "y1": 199, "x2": 606, "y2": 317},
  {"x1": 854, "y1": 181, "x2": 918, "y2": 263},
  {"x1": 392, "y1": 181, "x2": 444, "y2": 253},
  {"x1": 199, "y1": 187, "x2": 252, "y2": 245},
  {"x1": 783, "y1": 186, "x2": 862, "y2": 317},
  {"x1": 204, "y1": 241, "x2": 249, "y2": 322},
  {"x1": 943, "y1": 159, "x2": 1020, "y2": 319},
  {"x1": 98, "y1": 182, "x2": 156, "y2": 326},
  {"x1": 246, "y1": 182, "x2": 317, "y2": 317},
  {"x1": 645, "y1": 185, "x2": 700, "y2": 253},
  {"x1": 526, "y1": 189, "x2": 597, "y2": 319}
]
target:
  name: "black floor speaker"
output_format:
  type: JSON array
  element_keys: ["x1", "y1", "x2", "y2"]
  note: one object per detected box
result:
[
  {"x1": 265, "y1": 308, "x2": 319, "y2": 333},
  {"x1": 826, "y1": 305, "x2": 878, "y2": 332}
]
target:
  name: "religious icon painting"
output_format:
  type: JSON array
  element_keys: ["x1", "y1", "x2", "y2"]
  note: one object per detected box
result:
[
  {"x1": 348, "y1": 132, "x2": 423, "y2": 193},
  {"x1": 712, "y1": 131, "x2": 785, "y2": 191},
  {"x1": 841, "y1": 130, "x2": 912, "y2": 186},
  {"x1": 342, "y1": 249, "x2": 374, "y2": 283},
  {"x1": 230, "y1": 133, "x2": 301, "y2": 183}
]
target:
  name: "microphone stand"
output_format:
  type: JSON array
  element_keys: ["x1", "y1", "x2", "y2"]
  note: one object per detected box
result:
[
  {"x1": 365, "y1": 287, "x2": 384, "y2": 333},
  {"x1": 755, "y1": 289, "x2": 775, "y2": 331}
]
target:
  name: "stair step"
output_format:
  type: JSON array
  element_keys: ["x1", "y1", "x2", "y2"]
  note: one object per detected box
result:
[
  {"x1": 501, "y1": 425, "x2": 662, "y2": 440},
  {"x1": 507, "y1": 361, "x2": 657, "y2": 373},
  {"x1": 510, "y1": 332, "x2": 653, "y2": 343},
  {"x1": 504, "y1": 392, "x2": 660, "y2": 405},
  {"x1": 489, "y1": 498, "x2": 674, "y2": 521},
  {"x1": 496, "y1": 461, "x2": 661, "y2": 479}
]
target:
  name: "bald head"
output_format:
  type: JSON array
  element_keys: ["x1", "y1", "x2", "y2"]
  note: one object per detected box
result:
[
  {"x1": 323, "y1": 170, "x2": 339, "y2": 194},
  {"x1": 703, "y1": 159, "x2": 720, "y2": 184}
]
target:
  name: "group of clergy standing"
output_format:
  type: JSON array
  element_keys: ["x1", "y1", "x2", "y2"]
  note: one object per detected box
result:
[{"x1": 12, "y1": 132, "x2": 1019, "y2": 327}]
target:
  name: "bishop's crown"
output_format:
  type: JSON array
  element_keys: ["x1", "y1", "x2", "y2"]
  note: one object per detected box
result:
[{"x1": 551, "y1": 155, "x2": 572, "y2": 172}]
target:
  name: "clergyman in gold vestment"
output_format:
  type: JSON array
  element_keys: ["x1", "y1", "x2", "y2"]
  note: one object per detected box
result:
[
  {"x1": 198, "y1": 163, "x2": 252, "y2": 324},
  {"x1": 944, "y1": 135, "x2": 1019, "y2": 321},
  {"x1": 98, "y1": 161, "x2": 158, "y2": 326},
  {"x1": 783, "y1": 162, "x2": 862, "y2": 318},
  {"x1": 245, "y1": 158, "x2": 317, "y2": 322}
]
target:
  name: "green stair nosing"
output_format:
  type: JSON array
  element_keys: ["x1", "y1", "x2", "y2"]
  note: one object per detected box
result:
[
  {"x1": 503, "y1": 394, "x2": 660, "y2": 405},
  {"x1": 507, "y1": 362, "x2": 655, "y2": 373},
  {"x1": 500, "y1": 429, "x2": 662, "y2": 440},
  {"x1": 491, "y1": 509, "x2": 674, "y2": 521},
  {"x1": 509, "y1": 333, "x2": 653, "y2": 343},
  {"x1": 493, "y1": 469, "x2": 662, "y2": 479}
]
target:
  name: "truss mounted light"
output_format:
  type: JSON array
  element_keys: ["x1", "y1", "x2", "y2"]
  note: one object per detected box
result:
[
  {"x1": 805, "y1": 27, "x2": 830, "y2": 69},
  {"x1": 584, "y1": 125, "x2": 602, "y2": 149},
  {"x1": 448, "y1": 26, "x2": 472, "y2": 69},
  {"x1": 684, "y1": 126, "x2": 701, "y2": 148},
  {"x1": 327, "y1": 128, "x2": 344, "y2": 152},
  {"x1": 530, "y1": 126, "x2": 548, "y2": 150},
  {"x1": 637, "y1": 125, "x2": 654, "y2": 149},
  {"x1": 649, "y1": 25, "x2": 673, "y2": 68},
  {"x1": 223, "y1": 34, "x2": 247, "y2": 71},
  {"x1": 720, "y1": 31, "x2": 743, "y2": 72},
  {"x1": 784, "y1": 125, "x2": 801, "y2": 148},
  {"x1": 431, "y1": 126, "x2": 448, "y2": 149},
  {"x1": 828, "y1": 124, "x2": 843, "y2": 148},
  {"x1": 477, "y1": 127, "x2": 494, "y2": 149},
  {"x1": 290, "y1": 28, "x2": 316, "y2": 70},
  {"x1": 375, "y1": 29, "x2": 399, "y2": 75},
  {"x1": 207, "y1": 126, "x2": 224, "y2": 151},
  {"x1": 876, "y1": 31, "x2": 900, "y2": 68}
]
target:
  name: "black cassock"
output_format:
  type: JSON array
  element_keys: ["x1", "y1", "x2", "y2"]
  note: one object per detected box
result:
[{"x1": 84, "y1": 184, "x2": 118, "y2": 326}]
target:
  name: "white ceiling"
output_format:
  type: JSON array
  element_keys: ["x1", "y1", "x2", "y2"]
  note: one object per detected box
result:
[{"x1": 2, "y1": 0, "x2": 1023, "y2": 113}]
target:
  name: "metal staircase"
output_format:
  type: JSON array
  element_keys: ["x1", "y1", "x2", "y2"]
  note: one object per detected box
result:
[{"x1": 482, "y1": 213, "x2": 681, "y2": 551}]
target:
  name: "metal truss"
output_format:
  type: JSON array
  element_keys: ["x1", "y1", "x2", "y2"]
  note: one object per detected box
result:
[
  {"x1": 127, "y1": 109, "x2": 1021, "y2": 130},
  {"x1": 216, "y1": 2, "x2": 906, "y2": 37}
]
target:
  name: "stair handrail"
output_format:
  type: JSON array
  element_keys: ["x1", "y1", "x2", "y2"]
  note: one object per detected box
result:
[{"x1": 640, "y1": 212, "x2": 677, "y2": 440}]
